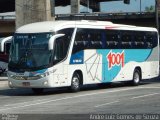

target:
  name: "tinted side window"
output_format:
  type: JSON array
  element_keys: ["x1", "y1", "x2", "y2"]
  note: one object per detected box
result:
[
  {"x1": 56, "y1": 28, "x2": 74, "y2": 60},
  {"x1": 72, "y1": 29, "x2": 157, "y2": 53},
  {"x1": 90, "y1": 29, "x2": 103, "y2": 49},
  {"x1": 120, "y1": 31, "x2": 132, "y2": 49},
  {"x1": 5, "y1": 43, "x2": 11, "y2": 54},
  {"x1": 133, "y1": 31, "x2": 145, "y2": 49},
  {"x1": 105, "y1": 30, "x2": 158, "y2": 49},
  {"x1": 106, "y1": 30, "x2": 119, "y2": 49},
  {"x1": 72, "y1": 28, "x2": 103, "y2": 54},
  {"x1": 72, "y1": 29, "x2": 88, "y2": 54},
  {"x1": 145, "y1": 32, "x2": 158, "y2": 48}
]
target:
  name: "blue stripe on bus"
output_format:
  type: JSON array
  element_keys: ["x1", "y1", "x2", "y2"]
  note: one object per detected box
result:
[
  {"x1": 70, "y1": 49, "x2": 152, "y2": 82},
  {"x1": 97, "y1": 49, "x2": 152, "y2": 82},
  {"x1": 70, "y1": 51, "x2": 84, "y2": 64},
  {"x1": 29, "y1": 69, "x2": 47, "y2": 76}
]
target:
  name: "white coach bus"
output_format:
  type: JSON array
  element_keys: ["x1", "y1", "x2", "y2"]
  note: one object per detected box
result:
[{"x1": 7, "y1": 20, "x2": 159, "y2": 93}]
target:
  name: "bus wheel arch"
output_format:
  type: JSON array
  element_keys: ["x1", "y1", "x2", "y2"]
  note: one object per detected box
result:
[
  {"x1": 74, "y1": 70, "x2": 83, "y2": 85},
  {"x1": 0, "y1": 67, "x2": 6, "y2": 75},
  {"x1": 132, "y1": 67, "x2": 142, "y2": 86},
  {"x1": 70, "y1": 70, "x2": 83, "y2": 92}
]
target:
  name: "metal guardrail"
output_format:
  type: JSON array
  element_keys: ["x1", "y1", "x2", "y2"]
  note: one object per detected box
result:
[
  {"x1": 56, "y1": 12, "x2": 155, "y2": 20},
  {"x1": 0, "y1": 15, "x2": 15, "y2": 20},
  {"x1": 0, "y1": 12, "x2": 156, "y2": 20}
]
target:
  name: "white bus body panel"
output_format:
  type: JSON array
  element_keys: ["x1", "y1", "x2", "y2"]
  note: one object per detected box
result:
[{"x1": 8, "y1": 20, "x2": 159, "y2": 88}]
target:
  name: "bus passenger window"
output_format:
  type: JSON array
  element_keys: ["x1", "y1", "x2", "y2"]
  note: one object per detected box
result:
[
  {"x1": 120, "y1": 31, "x2": 132, "y2": 49},
  {"x1": 146, "y1": 32, "x2": 158, "y2": 48},
  {"x1": 72, "y1": 29, "x2": 88, "y2": 54},
  {"x1": 106, "y1": 30, "x2": 119, "y2": 49},
  {"x1": 90, "y1": 31, "x2": 102, "y2": 49},
  {"x1": 54, "y1": 28, "x2": 74, "y2": 62},
  {"x1": 134, "y1": 32, "x2": 145, "y2": 49},
  {"x1": 72, "y1": 28, "x2": 103, "y2": 54}
]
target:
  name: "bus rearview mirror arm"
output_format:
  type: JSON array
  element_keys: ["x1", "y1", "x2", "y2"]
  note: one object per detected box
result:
[
  {"x1": 48, "y1": 34, "x2": 65, "y2": 50},
  {"x1": 0, "y1": 36, "x2": 13, "y2": 52}
]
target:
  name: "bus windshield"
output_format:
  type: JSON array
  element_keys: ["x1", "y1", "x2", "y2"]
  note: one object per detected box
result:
[{"x1": 9, "y1": 33, "x2": 54, "y2": 71}]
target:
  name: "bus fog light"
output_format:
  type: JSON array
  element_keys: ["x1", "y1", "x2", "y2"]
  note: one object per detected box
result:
[
  {"x1": 9, "y1": 81, "x2": 12, "y2": 85},
  {"x1": 44, "y1": 81, "x2": 48, "y2": 85},
  {"x1": 9, "y1": 81, "x2": 13, "y2": 87}
]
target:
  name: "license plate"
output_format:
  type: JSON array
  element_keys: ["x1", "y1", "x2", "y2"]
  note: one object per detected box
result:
[{"x1": 22, "y1": 82, "x2": 30, "y2": 87}]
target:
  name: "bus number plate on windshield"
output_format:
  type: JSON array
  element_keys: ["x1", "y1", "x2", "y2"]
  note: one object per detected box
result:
[{"x1": 22, "y1": 82, "x2": 30, "y2": 87}]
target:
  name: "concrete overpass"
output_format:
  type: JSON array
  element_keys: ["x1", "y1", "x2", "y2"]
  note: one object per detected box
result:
[
  {"x1": 0, "y1": 0, "x2": 144, "y2": 29},
  {"x1": 56, "y1": 12, "x2": 158, "y2": 27},
  {"x1": 0, "y1": 15, "x2": 15, "y2": 37},
  {"x1": 0, "y1": 20, "x2": 15, "y2": 37},
  {"x1": 0, "y1": 12, "x2": 158, "y2": 37},
  {"x1": 0, "y1": 0, "x2": 158, "y2": 37},
  {"x1": 0, "y1": 0, "x2": 121, "y2": 13}
]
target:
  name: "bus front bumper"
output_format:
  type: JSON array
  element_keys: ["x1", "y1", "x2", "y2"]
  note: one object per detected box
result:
[{"x1": 8, "y1": 76, "x2": 57, "y2": 88}]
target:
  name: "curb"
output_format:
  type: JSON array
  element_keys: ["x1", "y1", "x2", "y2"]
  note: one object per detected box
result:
[
  {"x1": 0, "y1": 80, "x2": 8, "y2": 88},
  {"x1": 0, "y1": 76, "x2": 8, "y2": 88},
  {"x1": 0, "y1": 77, "x2": 8, "y2": 81}
]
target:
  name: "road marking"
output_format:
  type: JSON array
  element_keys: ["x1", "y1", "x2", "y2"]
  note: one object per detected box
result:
[
  {"x1": 131, "y1": 93, "x2": 160, "y2": 99},
  {"x1": 4, "y1": 98, "x2": 51, "y2": 107},
  {"x1": 0, "y1": 87, "x2": 142, "y2": 111},
  {"x1": 3, "y1": 87, "x2": 139, "y2": 107},
  {"x1": 94, "y1": 101, "x2": 120, "y2": 108},
  {"x1": 0, "y1": 96, "x2": 10, "y2": 99},
  {"x1": 138, "y1": 86, "x2": 160, "y2": 89},
  {"x1": 0, "y1": 86, "x2": 159, "y2": 111},
  {"x1": 0, "y1": 77, "x2": 8, "y2": 80},
  {"x1": 95, "y1": 92, "x2": 160, "y2": 108}
]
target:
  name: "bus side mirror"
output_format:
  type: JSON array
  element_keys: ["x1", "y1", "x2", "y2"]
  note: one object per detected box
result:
[
  {"x1": 48, "y1": 34, "x2": 65, "y2": 50},
  {"x1": 0, "y1": 36, "x2": 12, "y2": 52}
]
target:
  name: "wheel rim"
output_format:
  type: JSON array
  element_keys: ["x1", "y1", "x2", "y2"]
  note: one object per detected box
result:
[
  {"x1": 0, "y1": 68, "x2": 3, "y2": 73},
  {"x1": 134, "y1": 72, "x2": 140, "y2": 83},
  {"x1": 72, "y1": 77, "x2": 79, "y2": 89}
]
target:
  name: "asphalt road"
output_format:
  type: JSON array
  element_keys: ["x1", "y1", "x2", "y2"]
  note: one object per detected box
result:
[{"x1": 0, "y1": 79, "x2": 160, "y2": 120}]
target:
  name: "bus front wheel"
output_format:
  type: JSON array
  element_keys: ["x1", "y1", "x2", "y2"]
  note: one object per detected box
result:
[{"x1": 70, "y1": 73, "x2": 80, "y2": 92}]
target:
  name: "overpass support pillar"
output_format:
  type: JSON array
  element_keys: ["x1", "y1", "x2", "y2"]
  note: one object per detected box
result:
[
  {"x1": 16, "y1": 0, "x2": 55, "y2": 29},
  {"x1": 71, "y1": 0, "x2": 80, "y2": 13},
  {"x1": 90, "y1": 0, "x2": 100, "y2": 12}
]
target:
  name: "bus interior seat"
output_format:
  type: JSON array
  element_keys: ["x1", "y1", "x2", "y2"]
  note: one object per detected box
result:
[
  {"x1": 135, "y1": 41, "x2": 144, "y2": 46},
  {"x1": 91, "y1": 41, "x2": 102, "y2": 45},
  {"x1": 146, "y1": 42, "x2": 153, "y2": 48},
  {"x1": 106, "y1": 41, "x2": 118, "y2": 46},
  {"x1": 75, "y1": 41, "x2": 89, "y2": 46}
]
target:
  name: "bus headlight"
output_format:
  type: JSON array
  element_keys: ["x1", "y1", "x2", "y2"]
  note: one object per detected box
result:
[
  {"x1": 39, "y1": 69, "x2": 57, "y2": 78},
  {"x1": 7, "y1": 69, "x2": 57, "y2": 80},
  {"x1": 39, "y1": 73, "x2": 47, "y2": 78},
  {"x1": 9, "y1": 81, "x2": 13, "y2": 88},
  {"x1": 7, "y1": 72, "x2": 14, "y2": 78}
]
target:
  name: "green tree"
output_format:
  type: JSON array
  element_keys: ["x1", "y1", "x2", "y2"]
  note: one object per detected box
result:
[{"x1": 145, "y1": 5, "x2": 155, "y2": 12}]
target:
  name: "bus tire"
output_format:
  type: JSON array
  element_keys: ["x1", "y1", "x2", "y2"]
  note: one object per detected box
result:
[
  {"x1": 70, "y1": 73, "x2": 80, "y2": 92},
  {"x1": 32, "y1": 88, "x2": 43, "y2": 94},
  {"x1": 131, "y1": 69, "x2": 141, "y2": 86},
  {"x1": 0, "y1": 67, "x2": 5, "y2": 75}
]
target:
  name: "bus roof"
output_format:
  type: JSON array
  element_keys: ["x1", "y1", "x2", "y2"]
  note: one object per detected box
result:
[{"x1": 16, "y1": 20, "x2": 158, "y2": 33}]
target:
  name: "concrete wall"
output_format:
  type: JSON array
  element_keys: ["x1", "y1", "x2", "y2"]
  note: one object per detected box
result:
[
  {"x1": 71, "y1": 0, "x2": 80, "y2": 13},
  {"x1": 16, "y1": 0, "x2": 54, "y2": 29},
  {"x1": 0, "y1": 20, "x2": 15, "y2": 37}
]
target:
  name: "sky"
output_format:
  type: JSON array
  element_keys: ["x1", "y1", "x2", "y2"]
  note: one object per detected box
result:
[
  {"x1": 0, "y1": 0, "x2": 155, "y2": 15},
  {"x1": 55, "y1": 0, "x2": 155, "y2": 14},
  {"x1": 100, "y1": 0, "x2": 155, "y2": 12}
]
